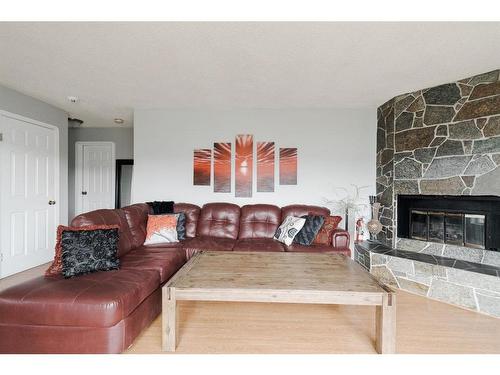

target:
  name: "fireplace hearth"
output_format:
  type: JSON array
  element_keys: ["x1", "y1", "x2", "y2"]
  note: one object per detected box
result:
[{"x1": 397, "y1": 195, "x2": 500, "y2": 252}]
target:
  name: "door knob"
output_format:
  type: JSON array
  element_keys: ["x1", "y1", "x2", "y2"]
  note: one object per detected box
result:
[
  {"x1": 82, "y1": 191, "x2": 87, "y2": 195},
  {"x1": 48, "y1": 200, "x2": 56, "y2": 205}
]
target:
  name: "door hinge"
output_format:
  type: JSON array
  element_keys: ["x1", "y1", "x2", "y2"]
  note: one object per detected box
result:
[
  {"x1": 0, "y1": 133, "x2": 3, "y2": 142},
  {"x1": 0, "y1": 253, "x2": 3, "y2": 262}
]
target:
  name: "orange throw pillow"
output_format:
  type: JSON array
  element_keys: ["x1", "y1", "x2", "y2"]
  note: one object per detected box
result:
[
  {"x1": 45, "y1": 224, "x2": 120, "y2": 277},
  {"x1": 313, "y1": 216, "x2": 342, "y2": 245},
  {"x1": 144, "y1": 214, "x2": 179, "y2": 245}
]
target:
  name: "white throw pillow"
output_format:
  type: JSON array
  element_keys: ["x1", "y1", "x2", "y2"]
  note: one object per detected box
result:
[
  {"x1": 274, "y1": 215, "x2": 307, "y2": 246},
  {"x1": 144, "y1": 214, "x2": 179, "y2": 245}
]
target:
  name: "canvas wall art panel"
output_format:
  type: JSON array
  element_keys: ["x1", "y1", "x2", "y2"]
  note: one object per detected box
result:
[
  {"x1": 257, "y1": 141, "x2": 275, "y2": 192},
  {"x1": 235, "y1": 134, "x2": 253, "y2": 197},
  {"x1": 279, "y1": 147, "x2": 297, "y2": 185},
  {"x1": 193, "y1": 148, "x2": 211, "y2": 186},
  {"x1": 213, "y1": 142, "x2": 231, "y2": 193}
]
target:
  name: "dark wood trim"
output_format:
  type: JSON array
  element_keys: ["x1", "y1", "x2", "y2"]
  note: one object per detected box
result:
[{"x1": 115, "y1": 159, "x2": 134, "y2": 209}]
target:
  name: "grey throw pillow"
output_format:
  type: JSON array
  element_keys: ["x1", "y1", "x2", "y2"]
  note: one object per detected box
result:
[
  {"x1": 176, "y1": 212, "x2": 186, "y2": 241},
  {"x1": 293, "y1": 215, "x2": 325, "y2": 246}
]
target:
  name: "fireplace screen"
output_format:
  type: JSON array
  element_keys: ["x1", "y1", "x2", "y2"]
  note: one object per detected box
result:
[
  {"x1": 428, "y1": 212, "x2": 444, "y2": 242},
  {"x1": 410, "y1": 210, "x2": 428, "y2": 240},
  {"x1": 464, "y1": 214, "x2": 485, "y2": 248},
  {"x1": 445, "y1": 213, "x2": 463, "y2": 245},
  {"x1": 410, "y1": 210, "x2": 485, "y2": 249}
]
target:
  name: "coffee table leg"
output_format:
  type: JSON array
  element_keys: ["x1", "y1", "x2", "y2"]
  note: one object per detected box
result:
[
  {"x1": 162, "y1": 287, "x2": 178, "y2": 352},
  {"x1": 375, "y1": 293, "x2": 396, "y2": 354}
]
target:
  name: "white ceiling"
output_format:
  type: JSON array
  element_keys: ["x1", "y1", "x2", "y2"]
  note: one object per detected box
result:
[{"x1": 1, "y1": 22, "x2": 500, "y2": 127}]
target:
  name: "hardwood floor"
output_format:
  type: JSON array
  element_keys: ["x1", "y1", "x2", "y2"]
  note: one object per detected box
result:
[
  {"x1": 2, "y1": 264, "x2": 500, "y2": 354},
  {"x1": 126, "y1": 293, "x2": 500, "y2": 354}
]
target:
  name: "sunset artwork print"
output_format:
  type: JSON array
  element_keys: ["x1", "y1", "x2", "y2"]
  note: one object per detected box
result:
[
  {"x1": 213, "y1": 142, "x2": 231, "y2": 193},
  {"x1": 193, "y1": 149, "x2": 211, "y2": 186},
  {"x1": 235, "y1": 134, "x2": 253, "y2": 197},
  {"x1": 279, "y1": 147, "x2": 297, "y2": 185},
  {"x1": 193, "y1": 136, "x2": 298, "y2": 194},
  {"x1": 257, "y1": 141, "x2": 275, "y2": 192}
]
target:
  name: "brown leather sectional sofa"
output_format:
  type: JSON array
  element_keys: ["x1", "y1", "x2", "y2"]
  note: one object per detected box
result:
[{"x1": 0, "y1": 202, "x2": 350, "y2": 354}]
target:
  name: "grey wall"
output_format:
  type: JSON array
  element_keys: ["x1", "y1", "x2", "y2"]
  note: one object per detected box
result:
[
  {"x1": 68, "y1": 127, "x2": 133, "y2": 220},
  {"x1": 0, "y1": 85, "x2": 69, "y2": 226}
]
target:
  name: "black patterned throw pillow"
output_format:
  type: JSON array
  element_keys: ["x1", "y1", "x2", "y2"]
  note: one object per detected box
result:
[
  {"x1": 293, "y1": 215, "x2": 326, "y2": 246},
  {"x1": 60, "y1": 227, "x2": 120, "y2": 278},
  {"x1": 176, "y1": 212, "x2": 187, "y2": 241}
]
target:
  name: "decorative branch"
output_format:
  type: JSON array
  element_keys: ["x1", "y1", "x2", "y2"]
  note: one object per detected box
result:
[{"x1": 322, "y1": 184, "x2": 370, "y2": 217}]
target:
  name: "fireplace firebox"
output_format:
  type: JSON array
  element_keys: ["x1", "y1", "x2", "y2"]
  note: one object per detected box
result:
[
  {"x1": 409, "y1": 210, "x2": 485, "y2": 248},
  {"x1": 397, "y1": 195, "x2": 500, "y2": 252}
]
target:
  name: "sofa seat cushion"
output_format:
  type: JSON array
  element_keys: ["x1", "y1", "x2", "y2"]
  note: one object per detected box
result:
[
  {"x1": 183, "y1": 236, "x2": 236, "y2": 260},
  {"x1": 233, "y1": 238, "x2": 285, "y2": 252},
  {"x1": 183, "y1": 236, "x2": 236, "y2": 252},
  {"x1": 285, "y1": 243, "x2": 351, "y2": 256},
  {"x1": 120, "y1": 247, "x2": 187, "y2": 283},
  {"x1": 0, "y1": 269, "x2": 160, "y2": 328},
  {"x1": 141, "y1": 242, "x2": 185, "y2": 250}
]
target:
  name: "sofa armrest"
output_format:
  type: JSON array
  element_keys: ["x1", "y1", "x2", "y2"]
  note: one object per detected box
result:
[{"x1": 332, "y1": 228, "x2": 350, "y2": 249}]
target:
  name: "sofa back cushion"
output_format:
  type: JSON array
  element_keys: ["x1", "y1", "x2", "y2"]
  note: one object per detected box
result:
[
  {"x1": 239, "y1": 204, "x2": 281, "y2": 239},
  {"x1": 174, "y1": 203, "x2": 201, "y2": 238},
  {"x1": 121, "y1": 203, "x2": 150, "y2": 248},
  {"x1": 197, "y1": 203, "x2": 241, "y2": 239},
  {"x1": 71, "y1": 209, "x2": 134, "y2": 257},
  {"x1": 281, "y1": 204, "x2": 330, "y2": 219}
]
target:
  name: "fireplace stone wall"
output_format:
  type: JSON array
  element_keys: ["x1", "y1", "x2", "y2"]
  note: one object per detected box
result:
[{"x1": 376, "y1": 69, "x2": 500, "y2": 264}]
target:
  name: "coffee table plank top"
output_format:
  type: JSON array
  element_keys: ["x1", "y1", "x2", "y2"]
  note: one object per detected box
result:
[{"x1": 166, "y1": 251, "x2": 387, "y2": 295}]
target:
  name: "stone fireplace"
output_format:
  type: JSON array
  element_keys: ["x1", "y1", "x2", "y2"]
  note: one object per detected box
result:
[
  {"x1": 357, "y1": 69, "x2": 500, "y2": 318},
  {"x1": 376, "y1": 69, "x2": 500, "y2": 267}
]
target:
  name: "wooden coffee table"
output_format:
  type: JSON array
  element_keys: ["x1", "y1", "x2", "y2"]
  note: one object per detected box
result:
[{"x1": 162, "y1": 251, "x2": 396, "y2": 353}]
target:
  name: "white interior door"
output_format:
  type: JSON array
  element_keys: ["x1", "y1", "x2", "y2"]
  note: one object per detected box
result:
[
  {"x1": 0, "y1": 112, "x2": 59, "y2": 278},
  {"x1": 75, "y1": 142, "x2": 115, "y2": 216}
]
